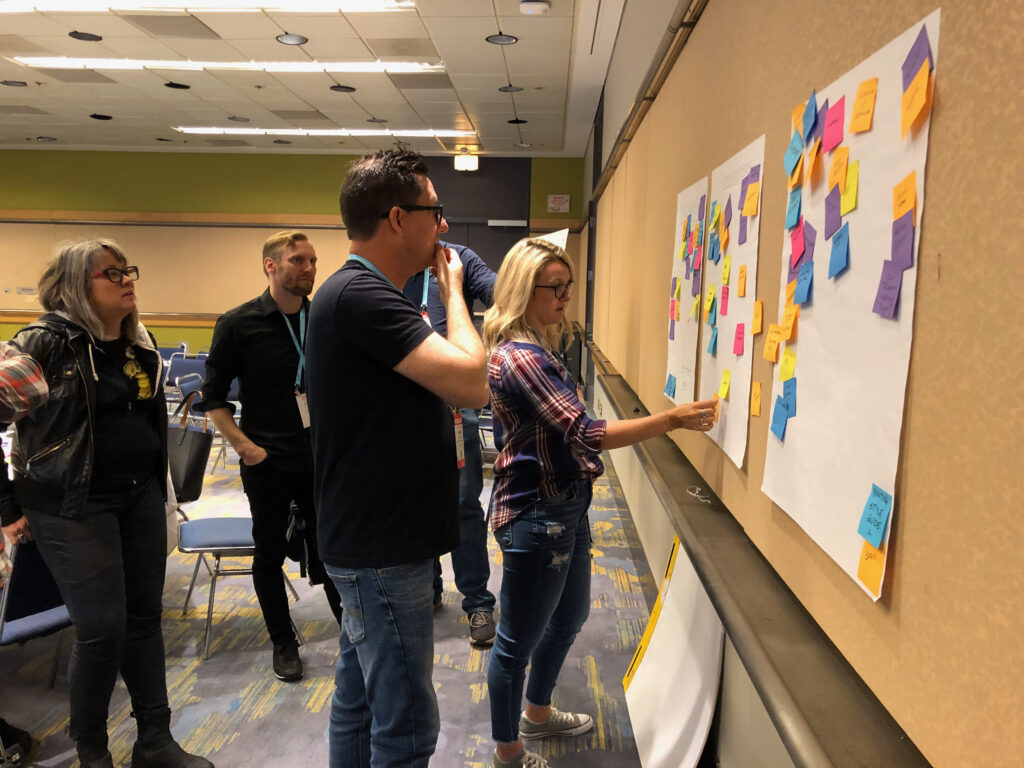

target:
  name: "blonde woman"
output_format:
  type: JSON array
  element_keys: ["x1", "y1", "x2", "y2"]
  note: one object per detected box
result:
[{"x1": 482, "y1": 238, "x2": 716, "y2": 768}]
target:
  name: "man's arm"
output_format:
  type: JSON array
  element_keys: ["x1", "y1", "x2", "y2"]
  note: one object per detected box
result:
[
  {"x1": 206, "y1": 407, "x2": 267, "y2": 466},
  {"x1": 459, "y1": 246, "x2": 497, "y2": 308}
]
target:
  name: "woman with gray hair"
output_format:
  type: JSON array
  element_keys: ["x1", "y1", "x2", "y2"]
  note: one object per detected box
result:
[{"x1": 0, "y1": 239, "x2": 214, "y2": 768}]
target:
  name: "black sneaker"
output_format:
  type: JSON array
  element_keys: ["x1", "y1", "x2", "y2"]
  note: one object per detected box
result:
[
  {"x1": 469, "y1": 610, "x2": 496, "y2": 646},
  {"x1": 0, "y1": 718, "x2": 32, "y2": 766},
  {"x1": 272, "y1": 640, "x2": 303, "y2": 682}
]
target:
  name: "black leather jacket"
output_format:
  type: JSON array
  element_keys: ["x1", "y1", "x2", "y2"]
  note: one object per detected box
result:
[{"x1": 0, "y1": 312, "x2": 168, "y2": 524}]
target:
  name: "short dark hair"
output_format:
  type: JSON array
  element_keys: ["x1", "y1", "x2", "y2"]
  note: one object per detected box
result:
[{"x1": 339, "y1": 150, "x2": 431, "y2": 240}]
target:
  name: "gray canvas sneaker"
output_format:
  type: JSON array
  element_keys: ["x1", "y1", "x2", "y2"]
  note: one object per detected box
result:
[
  {"x1": 492, "y1": 748, "x2": 550, "y2": 767},
  {"x1": 469, "y1": 610, "x2": 496, "y2": 646},
  {"x1": 518, "y1": 707, "x2": 593, "y2": 738}
]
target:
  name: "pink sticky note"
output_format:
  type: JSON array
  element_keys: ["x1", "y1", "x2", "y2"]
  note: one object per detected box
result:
[
  {"x1": 733, "y1": 323, "x2": 745, "y2": 355},
  {"x1": 721, "y1": 285, "x2": 729, "y2": 316},
  {"x1": 790, "y1": 217, "x2": 805, "y2": 268},
  {"x1": 670, "y1": 298, "x2": 677, "y2": 319},
  {"x1": 822, "y1": 96, "x2": 845, "y2": 152}
]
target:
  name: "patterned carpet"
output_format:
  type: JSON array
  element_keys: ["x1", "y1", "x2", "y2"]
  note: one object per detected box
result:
[{"x1": 1, "y1": 444, "x2": 655, "y2": 767}]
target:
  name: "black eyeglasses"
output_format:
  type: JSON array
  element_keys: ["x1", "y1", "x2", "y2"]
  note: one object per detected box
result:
[
  {"x1": 91, "y1": 265, "x2": 140, "y2": 283},
  {"x1": 380, "y1": 204, "x2": 444, "y2": 225},
  {"x1": 534, "y1": 280, "x2": 574, "y2": 300}
]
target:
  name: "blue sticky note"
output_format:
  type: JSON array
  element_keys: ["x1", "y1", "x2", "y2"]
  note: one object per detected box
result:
[
  {"x1": 802, "y1": 90, "x2": 817, "y2": 141},
  {"x1": 794, "y1": 261, "x2": 813, "y2": 305},
  {"x1": 783, "y1": 130, "x2": 803, "y2": 175},
  {"x1": 857, "y1": 484, "x2": 893, "y2": 549},
  {"x1": 770, "y1": 395, "x2": 788, "y2": 441},
  {"x1": 824, "y1": 185, "x2": 842, "y2": 240},
  {"x1": 782, "y1": 377, "x2": 797, "y2": 417},
  {"x1": 707, "y1": 297, "x2": 717, "y2": 326},
  {"x1": 891, "y1": 210, "x2": 915, "y2": 271},
  {"x1": 723, "y1": 194, "x2": 733, "y2": 229},
  {"x1": 811, "y1": 98, "x2": 828, "y2": 145},
  {"x1": 785, "y1": 187, "x2": 802, "y2": 230},
  {"x1": 707, "y1": 326, "x2": 718, "y2": 354},
  {"x1": 829, "y1": 222, "x2": 850, "y2": 279},
  {"x1": 664, "y1": 373, "x2": 677, "y2": 399}
]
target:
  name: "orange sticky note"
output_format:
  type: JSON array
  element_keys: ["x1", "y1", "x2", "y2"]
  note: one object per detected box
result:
[
  {"x1": 893, "y1": 171, "x2": 917, "y2": 223},
  {"x1": 849, "y1": 77, "x2": 879, "y2": 134},
  {"x1": 711, "y1": 393, "x2": 720, "y2": 422},
  {"x1": 751, "y1": 381, "x2": 762, "y2": 416},
  {"x1": 828, "y1": 146, "x2": 850, "y2": 194},
  {"x1": 901, "y1": 61, "x2": 929, "y2": 139},
  {"x1": 780, "y1": 304, "x2": 799, "y2": 340},
  {"x1": 742, "y1": 182, "x2": 760, "y2": 216},
  {"x1": 737, "y1": 265, "x2": 747, "y2": 297},
  {"x1": 721, "y1": 224, "x2": 730, "y2": 252},
  {"x1": 752, "y1": 300, "x2": 764, "y2": 334},
  {"x1": 792, "y1": 101, "x2": 806, "y2": 132},
  {"x1": 805, "y1": 137, "x2": 821, "y2": 186},
  {"x1": 857, "y1": 539, "x2": 886, "y2": 597},
  {"x1": 762, "y1": 325, "x2": 781, "y2": 362},
  {"x1": 785, "y1": 279, "x2": 797, "y2": 307},
  {"x1": 787, "y1": 153, "x2": 803, "y2": 190}
]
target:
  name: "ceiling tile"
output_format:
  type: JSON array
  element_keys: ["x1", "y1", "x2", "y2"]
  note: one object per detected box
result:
[
  {"x1": 0, "y1": 13, "x2": 71, "y2": 36},
  {"x1": 420, "y1": 16, "x2": 496, "y2": 40},
  {"x1": 413, "y1": 0, "x2": 495, "y2": 16},
  {"x1": 302, "y1": 36, "x2": 373, "y2": 60},
  {"x1": 99, "y1": 36, "x2": 181, "y2": 59},
  {"x1": 189, "y1": 13, "x2": 279, "y2": 40},
  {"x1": 343, "y1": 12, "x2": 427, "y2": 39},
  {"x1": 498, "y1": 16, "x2": 573, "y2": 41},
  {"x1": 365, "y1": 37, "x2": 437, "y2": 58},
  {"x1": 495, "y1": 0, "x2": 574, "y2": 18},
  {"x1": 228, "y1": 39, "x2": 313, "y2": 61},
  {"x1": 160, "y1": 39, "x2": 248, "y2": 61},
  {"x1": 120, "y1": 14, "x2": 220, "y2": 39},
  {"x1": 44, "y1": 13, "x2": 150, "y2": 37}
]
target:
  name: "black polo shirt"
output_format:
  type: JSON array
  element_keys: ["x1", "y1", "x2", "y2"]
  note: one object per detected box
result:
[{"x1": 199, "y1": 288, "x2": 312, "y2": 473}]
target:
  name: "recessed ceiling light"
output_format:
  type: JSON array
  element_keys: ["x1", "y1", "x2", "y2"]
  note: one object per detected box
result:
[
  {"x1": 507, "y1": 118, "x2": 527, "y2": 124},
  {"x1": 156, "y1": 137, "x2": 173, "y2": 142},
  {"x1": 69, "y1": 30, "x2": 102, "y2": 42},
  {"x1": 36, "y1": 136, "x2": 57, "y2": 142},
  {"x1": 367, "y1": 117, "x2": 387, "y2": 123},
  {"x1": 330, "y1": 84, "x2": 356, "y2": 93},
  {"x1": 513, "y1": 142, "x2": 531, "y2": 149},
  {"x1": 276, "y1": 32, "x2": 308, "y2": 46},
  {"x1": 89, "y1": 113, "x2": 112, "y2": 120},
  {"x1": 486, "y1": 32, "x2": 518, "y2": 45},
  {"x1": 165, "y1": 81, "x2": 190, "y2": 89},
  {"x1": 498, "y1": 83, "x2": 523, "y2": 93},
  {"x1": 273, "y1": 139, "x2": 292, "y2": 144},
  {"x1": 228, "y1": 115, "x2": 250, "y2": 122},
  {"x1": 1, "y1": 80, "x2": 27, "y2": 87}
]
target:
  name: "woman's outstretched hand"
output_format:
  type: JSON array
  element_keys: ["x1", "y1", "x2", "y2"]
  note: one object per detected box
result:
[{"x1": 666, "y1": 398, "x2": 718, "y2": 432}]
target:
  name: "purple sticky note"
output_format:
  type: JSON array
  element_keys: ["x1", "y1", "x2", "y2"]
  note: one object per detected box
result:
[
  {"x1": 733, "y1": 323, "x2": 745, "y2": 355},
  {"x1": 748, "y1": 164, "x2": 760, "y2": 183},
  {"x1": 822, "y1": 96, "x2": 845, "y2": 153},
  {"x1": 902, "y1": 25, "x2": 933, "y2": 91},
  {"x1": 669, "y1": 316, "x2": 675, "y2": 341},
  {"x1": 783, "y1": 377, "x2": 797, "y2": 417},
  {"x1": 811, "y1": 98, "x2": 828, "y2": 146},
  {"x1": 891, "y1": 210, "x2": 915, "y2": 271},
  {"x1": 721, "y1": 285, "x2": 729, "y2": 316},
  {"x1": 739, "y1": 215, "x2": 748, "y2": 245},
  {"x1": 829, "y1": 222, "x2": 850, "y2": 279},
  {"x1": 698, "y1": 195, "x2": 706, "y2": 221},
  {"x1": 804, "y1": 221, "x2": 817, "y2": 263},
  {"x1": 723, "y1": 194, "x2": 733, "y2": 229},
  {"x1": 872, "y1": 260, "x2": 903, "y2": 318},
  {"x1": 671, "y1": 276, "x2": 678, "y2": 296},
  {"x1": 684, "y1": 256, "x2": 691, "y2": 278},
  {"x1": 691, "y1": 272, "x2": 700, "y2": 297},
  {"x1": 794, "y1": 260, "x2": 813, "y2": 305},
  {"x1": 824, "y1": 185, "x2": 842, "y2": 239},
  {"x1": 790, "y1": 217, "x2": 805, "y2": 268}
]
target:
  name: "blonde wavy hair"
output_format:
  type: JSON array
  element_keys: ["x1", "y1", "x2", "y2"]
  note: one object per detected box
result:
[{"x1": 482, "y1": 237, "x2": 574, "y2": 353}]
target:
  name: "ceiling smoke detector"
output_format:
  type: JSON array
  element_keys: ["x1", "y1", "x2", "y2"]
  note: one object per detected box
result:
[{"x1": 520, "y1": 1, "x2": 551, "y2": 15}]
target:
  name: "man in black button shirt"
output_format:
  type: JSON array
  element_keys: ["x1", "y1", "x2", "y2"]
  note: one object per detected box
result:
[{"x1": 199, "y1": 231, "x2": 342, "y2": 682}]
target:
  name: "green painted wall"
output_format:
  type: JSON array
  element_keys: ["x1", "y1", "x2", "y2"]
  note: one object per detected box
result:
[
  {"x1": 2, "y1": 321, "x2": 214, "y2": 350},
  {"x1": 530, "y1": 157, "x2": 585, "y2": 220}
]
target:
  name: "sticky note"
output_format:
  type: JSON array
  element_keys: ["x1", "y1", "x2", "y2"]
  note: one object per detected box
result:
[
  {"x1": 829, "y1": 222, "x2": 850, "y2": 279},
  {"x1": 762, "y1": 324, "x2": 781, "y2": 362},
  {"x1": 752, "y1": 300, "x2": 763, "y2": 334},
  {"x1": 783, "y1": 130, "x2": 803, "y2": 175},
  {"x1": 739, "y1": 215, "x2": 747, "y2": 245},
  {"x1": 721, "y1": 285, "x2": 729, "y2": 316},
  {"x1": 901, "y1": 60, "x2": 930, "y2": 138},
  {"x1": 794, "y1": 261, "x2": 813, "y2": 305},
  {"x1": 792, "y1": 101, "x2": 805, "y2": 133},
  {"x1": 822, "y1": 96, "x2": 845, "y2": 153},
  {"x1": 710, "y1": 202, "x2": 721, "y2": 230},
  {"x1": 738, "y1": 265, "x2": 747, "y2": 297},
  {"x1": 704, "y1": 284, "x2": 716, "y2": 313},
  {"x1": 718, "y1": 369, "x2": 731, "y2": 399},
  {"x1": 828, "y1": 146, "x2": 850, "y2": 194},
  {"x1": 902, "y1": 24, "x2": 933, "y2": 91},
  {"x1": 858, "y1": 539, "x2": 886, "y2": 597},
  {"x1": 751, "y1": 381, "x2": 762, "y2": 416},
  {"x1": 770, "y1": 395, "x2": 788, "y2": 441},
  {"x1": 787, "y1": 153, "x2": 804, "y2": 190},
  {"x1": 723, "y1": 194, "x2": 733, "y2": 229},
  {"x1": 790, "y1": 218, "x2": 805, "y2": 267},
  {"x1": 722, "y1": 253, "x2": 731, "y2": 286},
  {"x1": 811, "y1": 98, "x2": 828, "y2": 146},
  {"x1": 802, "y1": 90, "x2": 818, "y2": 141},
  {"x1": 689, "y1": 294, "x2": 699, "y2": 318},
  {"x1": 857, "y1": 484, "x2": 893, "y2": 549},
  {"x1": 891, "y1": 210, "x2": 915, "y2": 270},
  {"x1": 691, "y1": 270, "x2": 701, "y2": 297},
  {"x1": 721, "y1": 224, "x2": 729, "y2": 252},
  {"x1": 786, "y1": 279, "x2": 797, "y2": 308},
  {"x1": 785, "y1": 187, "x2": 802, "y2": 230},
  {"x1": 840, "y1": 160, "x2": 859, "y2": 215},
  {"x1": 712, "y1": 393, "x2": 720, "y2": 422},
  {"x1": 742, "y1": 182, "x2": 760, "y2": 216},
  {"x1": 803, "y1": 221, "x2": 817, "y2": 263},
  {"x1": 805, "y1": 137, "x2": 822, "y2": 185},
  {"x1": 664, "y1": 373, "x2": 677, "y2": 399},
  {"x1": 674, "y1": 300, "x2": 680, "y2": 322},
  {"x1": 669, "y1": 298, "x2": 677, "y2": 321},
  {"x1": 779, "y1": 345, "x2": 796, "y2": 382},
  {"x1": 707, "y1": 326, "x2": 719, "y2": 355},
  {"x1": 707, "y1": 297, "x2": 717, "y2": 326},
  {"x1": 872, "y1": 260, "x2": 903, "y2": 319},
  {"x1": 822, "y1": 187, "x2": 842, "y2": 241},
  {"x1": 849, "y1": 77, "x2": 879, "y2": 133},
  {"x1": 782, "y1": 376, "x2": 797, "y2": 416},
  {"x1": 893, "y1": 171, "x2": 917, "y2": 223},
  {"x1": 668, "y1": 317, "x2": 675, "y2": 340},
  {"x1": 780, "y1": 305, "x2": 799, "y2": 340},
  {"x1": 698, "y1": 194, "x2": 706, "y2": 221},
  {"x1": 733, "y1": 323, "x2": 745, "y2": 355}
]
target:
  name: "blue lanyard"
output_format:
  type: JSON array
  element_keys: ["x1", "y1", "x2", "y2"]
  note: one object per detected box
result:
[
  {"x1": 280, "y1": 305, "x2": 306, "y2": 389},
  {"x1": 347, "y1": 254, "x2": 391, "y2": 284},
  {"x1": 420, "y1": 268, "x2": 430, "y2": 313}
]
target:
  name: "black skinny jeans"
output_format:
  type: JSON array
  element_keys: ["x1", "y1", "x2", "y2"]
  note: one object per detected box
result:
[{"x1": 25, "y1": 476, "x2": 169, "y2": 755}]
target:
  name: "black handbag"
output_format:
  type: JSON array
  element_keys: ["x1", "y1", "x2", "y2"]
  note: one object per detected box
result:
[{"x1": 167, "y1": 391, "x2": 214, "y2": 504}]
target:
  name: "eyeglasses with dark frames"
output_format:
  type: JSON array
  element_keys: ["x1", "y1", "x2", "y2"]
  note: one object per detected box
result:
[
  {"x1": 380, "y1": 204, "x2": 444, "y2": 225},
  {"x1": 91, "y1": 265, "x2": 140, "y2": 283},
  {"x1": 534, "y1": 280, "x2": 575, "y2": 300}
]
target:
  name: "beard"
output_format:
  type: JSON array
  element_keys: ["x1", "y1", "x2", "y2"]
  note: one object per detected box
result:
[{"x1": 282, "y1": 275, "x2": 314, "y2": 297}]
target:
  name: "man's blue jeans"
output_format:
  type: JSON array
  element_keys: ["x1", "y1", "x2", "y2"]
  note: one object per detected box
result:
[
  {"x1": 325, "y1": 559, "x2": 439, "y2": 768},
  {"x1": 487, "y1": 479, "x2": 593, "y2": 744}
]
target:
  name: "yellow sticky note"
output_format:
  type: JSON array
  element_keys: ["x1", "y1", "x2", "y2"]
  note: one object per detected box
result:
[
  {"x1": 857, "y1": 539, "x2": 886, "y2": 598},
  {"x1": 742, "y1": 182, "x2": 760, "y2": 216},
  {"x1": 752, "y1": 300, "x2": 764, "y2": 335},
  {"x1": 722, "y1": 253, "x2": 731, "y2": 286},
  {"x1": 711, "y1": 203, "x2": 721, "y2": 230},
  {"x1": 779, "y1": 345, "x2": 796, "y2": 381},
  {"x1": 828, "y1": 146, "x2": 850, "y2": 194},
  {"x1": 805, "y1": 137, "x2": 821, "y2": 185},
  {"x1": 738, "y1": 265, "x2": 747, "y2": 297},
  {"x1": 785, "y1": 279, "x2": 797, "y2": 308},
  {"x1": 840, "y1": 160, "x2": 859, "y2": 215},
  {"x1": 762, "y1": 325, "x2": 781, "y2": 362},
  {"x1": 780, "y1": 304, "x2": 799, "y2": 340},
  {"x1": 901, "y1": 60, "x2": 929, "y2": 139},
  {"x1": 677, "y1": 241, "x2": 686, "y2": 260},
  {"x1": 674, "y1": 279, "x2": 682, "y2": 300},
  {"x1": 787, "y1": 153, "x2": 803, "y2": 190},
  {"x1": 704, "y1": 284, "x2": 716, "y2": 313},
  {"x1": 689, "y1": 294, "x2": 699, "y2": 319},
  {"x1": 893, "y1": 171, "x2": 916, "y2": 223},
  {"x1": 718, "y1": 369, "x2": 731, "y2": 399},
  {"x1": 751, "y1": 381, "x2": 762, "y2": 416},
  {"x1": 849, "y1": 77, "x2": 879, "y2": 134},
  {"x1": 792, "y1": 101, "x2": 805, "y2": 133}
]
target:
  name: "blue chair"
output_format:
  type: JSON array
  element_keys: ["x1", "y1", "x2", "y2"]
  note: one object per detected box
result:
[{"x1": 0, "y1": 541, "x2": 71, "y2": 688}]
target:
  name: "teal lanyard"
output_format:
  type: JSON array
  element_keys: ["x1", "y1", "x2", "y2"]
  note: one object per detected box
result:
[
  {"x1": 280, "y1": 305, "x2": 306, "y2": 389},
  {"x1": 347, "y1": 254, "x2": 391, "y2": 284},
  {"x1": 420, "y1": 268, "x2": 430, "y2": 316}
]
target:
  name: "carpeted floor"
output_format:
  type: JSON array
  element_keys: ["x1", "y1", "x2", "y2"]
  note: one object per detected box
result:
[{"x1": 1, "y1": 443, "x2": 656, "y2": 767}]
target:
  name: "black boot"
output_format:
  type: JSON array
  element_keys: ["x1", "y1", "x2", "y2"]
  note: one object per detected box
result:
[
  {"x1": 79, "y1": 752, "x2": 115, "y2": 768},
  {"x1": 130, "y1": 713, "x2": 214, "y2": 768}
]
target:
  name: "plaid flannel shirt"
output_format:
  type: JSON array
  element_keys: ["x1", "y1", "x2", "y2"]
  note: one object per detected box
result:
[{"x1": 0, "y1": 341, "x2": 49, "y2": 424}]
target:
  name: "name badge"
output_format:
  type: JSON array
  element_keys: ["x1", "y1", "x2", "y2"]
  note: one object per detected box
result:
[
  {"x1": 453, "y1": 410, "x2": 465, "y2": 469},
  {"x1": 296, "y1": 391, "x2": 310, "y2": 429}
]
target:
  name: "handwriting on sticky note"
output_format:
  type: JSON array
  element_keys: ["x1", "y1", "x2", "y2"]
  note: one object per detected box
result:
[
  {"x1": 872, "y1": 260, "x2": 903, "y2": 319},
  {"x1": 738, "y1": 265, "x2": 747, "y2": 297},
  {"x1": 893, "y1": 171, "x2": 917, "y2": 224},
  {"x1": 782, "y1": 376, "x2": 797, "y2": 416},
  {"x1": 786, "y1": 279, "x2": 797, "y2": 308},
  {"x1": 901, "y1": 60, "x2": 929, "y2": 139},
  {"x1": 829, "y1": 222, "x2": 850, "y2": 279},
  {"x1": 779, "y1": 345, "x2": 796, "y2": 382},
  {"x1": 786, "y1": 187, "x2": 801, "y2": 231},
  {"x1": 718, "y1": 369, "x2": 731, "y2": 399},
  {"x1": 828, "y1": 146, "x2": 850, "y2": 194},
  {"x1": 721, "y1": 285, "x2": 730, "y2": 316},
  {"x1": 664, "y1": 373, "x2": 676, "y2": 398},
  {"x1": 794, "y1": 261, "x2": 813, "y2": 305},
  {"x1": 770, "y1": 395, "x2": 788, "y2": 440},
  {"x1": 804, "y1": 137, "x2": 821, "y2": 186},
  {"x1": 822, "y1": 96, "x2": 845, "y2": 152},
  {"x1": 857, "y1": 539, "x2": 885, "y2": 598},
  {"x1": 722, "y1": 253, "x2": 731, "y2": 286},
  {"x1": 857, "y1": 484, "x2": 893, "y2": 549},
  {"x1": 751, "y1": 381, "x2": 762, "y2": 416},
  {"x1": 783, "y1": 129, "x2": 803, "y2": 175},
  {"x1": 780, "y1": 305, "x2": 799, "y2": 340},
  {"x1": 849, "y1": 77, "x2": 879, "y2": 134},
  {"x1": 762, "y1": 323, "x2": 782, "y2": 362},
  {"x1": 824, "y1": 185, "x2": 842, "y2": 240},
  {"x1": 733, "y1": 323, "x2": 745, "y2": 355},
  {"x1": 753, "y1": 300, "x2": 764, "y2": 334},
  {"x1": 840, "y1": 160, "x2": 859, "y2": 215},
  {"x1": 689, "y1": 294, "x2": 699, "y2": 318},
  {"x1": 742, "y1": 182, "x2": 760, "y2": 216}
]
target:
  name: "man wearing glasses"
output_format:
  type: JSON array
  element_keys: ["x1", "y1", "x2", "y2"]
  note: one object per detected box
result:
[
  {"x1": 306, "y1": 150, "x2": 488, "y2": 768},
  {"x1": 198, "y1": 231, "x2": 342, "y2": 683}
]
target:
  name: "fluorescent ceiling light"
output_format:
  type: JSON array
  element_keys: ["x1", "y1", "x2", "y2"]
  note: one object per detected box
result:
[
  {"x1": 0, "y1": 1, "x2": 414, "y2": 12},
  {"x1": 11, "y1": 56, "x2": 444, "y2": 74},
  {"x1": 174, "y1": 126, "x2": 477, "y2": 138},
  {"x1": 453, "y1": 154, "x2": 478, "y2": 172}
]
